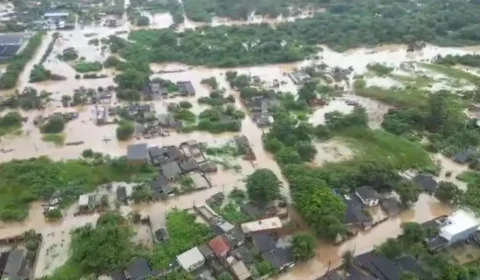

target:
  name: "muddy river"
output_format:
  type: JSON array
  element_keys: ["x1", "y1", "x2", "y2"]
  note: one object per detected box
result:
[{"x1": 0, "y1": 11, "x2": 478, "y2": 278}]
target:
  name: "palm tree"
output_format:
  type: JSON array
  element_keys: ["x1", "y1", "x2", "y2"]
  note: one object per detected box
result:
[{"x1": 342, "y1": 250, "x2": 354, "y2": 269}]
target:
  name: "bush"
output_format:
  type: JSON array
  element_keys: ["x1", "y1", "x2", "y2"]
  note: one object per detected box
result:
[
  {"x1": 179, "y1": 101, "x2": 193, "y2": 109},
  {"x1": 45, "y1": 208, "x2": 62, "y2": 221},
  {"x1": 136, "y1": 15, "x2": 150, "y2": 26},
  {"x1": 116, "y1": 121, "x2": 134, "y2": 141},
  {"x1": 58, "y1": 47, "x2": 78, "y2": 61},
  {"x1": 74, "y1": 61, "x2": 103, "y2": 73},
  {"x1": 41, "y1": 115, "x2": 65, "y2": 134},
  {"x1": 103, "y1": 56, "x2": 123, "y2": 68}
]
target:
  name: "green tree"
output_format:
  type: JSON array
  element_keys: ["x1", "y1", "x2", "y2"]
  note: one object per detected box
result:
[
  {"x1": 401, "y1": 222, "x2": 426, "y2": 244},
  {"x1": 291, "y1": 234, "x2": 316, "y2": 261},
  {"x1": 217, "y1": 272, "x2": 233, "y2": 280},
  {"x1": 435, "y1": 181, "x2": 461, "y2": 204},
  {"x1": 395, "y1": 181, "x2": 421, "y2": 205},
  {"x1": 45, "y1": 208, "x2": 62, "y2": 221},
  {"x1": 41, "y1": 115, "x2": 65, "y2": 133},
  {"x1": 136, "y1": 16, "x2": 150, "y2": 26},
  {"x1": 256, "y1": 260, "x2": 275, "y2": 276},
  {"x1": 70, "y1": 211, "x2": 134, "y2": 273},
  {"x1": 246, "y1": 169, "x2": 282, "y2": 203},
  {"x1": 400, "y1": 271, "x2": 419, "y2": 280},
  {"x1": 116, "y1": 121, "x2": 134, "y2": 141},
  {"x1": 342, "y1": 250, "x2": 354, "y2": 269}
]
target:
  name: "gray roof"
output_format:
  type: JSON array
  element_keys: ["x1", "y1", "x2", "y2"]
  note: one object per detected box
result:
[
  {"x1": 198, "y1": 244, "x2": 215, "y2": 258},
  {"x1": 413, "y1": 174, "x2": 438, "y2": 193},
  {"x1": 149, "y1": 146, "x2": 168, "y2": 159},
  {"x1": 116, "y1": 186, "x2": 127, "y2": 201},
  {"x1": 234, "y1": 135, "x2": 249, "y2": 148},
  {"x1": 126, "y1": 258, "x2": 153, "y2": 280},
  {"x1": 0, "y1": 35, "x2": 22, "y2": 45},
  {"x1": 161, "y1": 161, "x2": 182, "y2": 180},
  {"x1": 178, "y1": 81, "x2": 195, "y2": 94},
  {"x1": 355, "y1": 186, "x2": 379, "y2": 201},
  {"x1": 179, "y1": 157, "x2": 199, "y2": 172},
  {"x1": 344, "y1": 196, "x2": 372, "y2": 225},
  {"x1": 356, "y1": 251, "x2": 402, "y2": 280},
  {"x1": 127, "y1": 143, "x2": 149, "y2": 161},
  {"x1": 252, "y1": 233, "x2": 277, "y2": 253},
  {"x1": 152, "y1": 175, "x2": 172, "y2": 193},
  {"x1": 110, "y1": 271, "x2": 127, "y2": 280},
  {"x1": 2, "y1": 249, "x2": 25, "y2": 278},
  {"x1": 166, "y1": 146, "x2": 183, "y2": 161},
  {"x1": 261, "y1": 247, "x2": 294, "y2": 270}
]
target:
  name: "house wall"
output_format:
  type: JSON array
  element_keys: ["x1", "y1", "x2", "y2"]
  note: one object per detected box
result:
[
  {"x1": 187, "y1": 259, "x2": 205, "y2": 271},
  {"x1": 449, "y1": 225, "x2": 479, "y2": 244}
]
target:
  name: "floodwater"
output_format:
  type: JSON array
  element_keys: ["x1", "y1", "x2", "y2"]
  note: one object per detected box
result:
[
  {"x1": 0, "y1": 15, "x2": 480, "y2": 279},
  {"x1": 279, "y1": 194, "x2": 453, "y2": 280}
]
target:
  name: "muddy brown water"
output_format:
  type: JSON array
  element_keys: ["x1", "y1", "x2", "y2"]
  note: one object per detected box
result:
[{"x1": 0, "y1": 18, "x2": 478, "y2": 278}]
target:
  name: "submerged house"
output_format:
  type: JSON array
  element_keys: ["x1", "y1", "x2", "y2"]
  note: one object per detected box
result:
[{"x1": 177, "y1": 81, "x2": 196, "y2": 96}]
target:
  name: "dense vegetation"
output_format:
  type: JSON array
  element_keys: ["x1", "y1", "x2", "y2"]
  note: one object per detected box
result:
[
  {"x1": 29, "y1": 64, "x2": 65, "y2": 83},
  {"x1": 116, "y1": 120, "x2": 135, "y2": 141},
  {"x1": 0, "y1": 112, "x2": 23, "y2": 136},
  {"x1": 246, "y1": 169, "x2": 282, "y2": 203},
  {"x1": 0, "y1": 156, "x2": 154, "y2": 221},
  {"x1": 291, "y1": 234, "x2": 316, "y2": 262},
  {"x1": 0, "y1": 32, "x2": 45, "y2": 89},
  {"x1": 57, "y1": 47, "x2": 79, "y2": 61},
  {"x1": 382, "y1": 91, "x2": 480, "y2": 157},
  {"x1": 113, "y1": 0, "x2": 480, "y2": 68},
  {"x1": 435, "y1": 54, "x2": 480, "y2": 68},
  {"x1": 74, "y1": 61, "x2": 103, "y2": 73}
]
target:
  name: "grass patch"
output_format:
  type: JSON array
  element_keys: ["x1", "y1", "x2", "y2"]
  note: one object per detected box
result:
[
  {"x1": 213, "y1": 201, "x2": 250, "y2": 225},
  {"x1": 205, "y1": 142, "x2": 241, "y2": 158},
  {"x1": 0, "y1": 125, "x2": 21, "y2": 137},
  {"x1": 336, "y1": 128, "x2": 434, "y2": 170},
  {"x1": 390, "y1": 73, "x2": 433, "y2": 88},
  {"x1": 418, "y1": 62, "x2": 480, "y2": 84},
  {"x1": 74, "y1": 61, "x2": 103, "y2": 73},
  {"x1": 456, "y1": 171, "x2": 480, "y2": 184},
  {"x1": 42, "y1": 133, "x2": 65, "y2": 146},
  {"x1": 354, "y1": 79, "x2": 428, "y2": 107}
]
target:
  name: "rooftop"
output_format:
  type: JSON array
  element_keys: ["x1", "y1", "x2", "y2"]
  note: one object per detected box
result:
[
  {"x1": 241, "y1": 217, "x2": 282, "y2": 234},
  {"x1": 177, "y1": 247, "x2": 205, "y2": 270},
  {"x1": 208, "y1": 236, "x2": 230, "y2": 256},
  {"x1": 440, "y1": 210, "x2": 479, "y2": 241},
  {"x1": 161, "y1": 161, "x2": 181, "y2": 180},
  {"x1": 197, "y1": 244, "x2": 214, "y2": 258},
  {"x1": 261, "y1": 247, "x2": 294, "y2": 270},
  {"x1": 2, "y1": 249, "x2": 25, "y2": 278},
  {"x1": 0, "y1": 34, "x2": 22, "y2": 45},
  {"x1": 355, "y1": 186, "x2": 379, "y2": 200},
  {"x1": 126, "y1": 258, "x2": 153, "y2": 280},
  {"x1": 79, "y1": 194, "x2": 89, "y2": 206},
  {"x1": 229, "y1": 260, "x2": 251, "y2": 280},
  {"x1": 413, "y1": 174, "x2": 438, "y2": 193},
  {"x1": 127, "y1": 143, "x2": 149, "y2": 161},
  {"x1": 252, "y1": 233, "x2": 277, "y2": 253}
]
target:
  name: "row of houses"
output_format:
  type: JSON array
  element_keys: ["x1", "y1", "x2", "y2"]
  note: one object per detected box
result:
[
  {"x1": 123, "y1": 141, "x2": 216, "y2": 201},
  {"x1": 145, "y1": 80, "x2": 196, "y2": 100},
  {"x1": 320, "y1": 209, "x2": 480, "y2": 280}
]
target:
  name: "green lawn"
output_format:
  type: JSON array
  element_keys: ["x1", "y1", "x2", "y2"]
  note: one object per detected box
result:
[
  {"x1": 336, "y1": 128, "x2": 435, "y2": 170},
  {"x1": 42, "y1": 133, "x2": 65, "y2": 146},
  {"x1": 354, "y1": 79, "x2": 429, "y2": 107},
  {"x1": 418, "y1": 63, "x2": 480, "y2": 84}
]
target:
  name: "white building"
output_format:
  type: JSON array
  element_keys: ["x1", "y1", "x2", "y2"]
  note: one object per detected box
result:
[
  {"x1": 439, "y1": 210, "x2": 479, "y2": 245},
  {"x1": 176, "y1": 247, "x2": 205, "y2": 271},
  {"x1": 241, "y1": 217, "x2": 282, "y2": 235}
]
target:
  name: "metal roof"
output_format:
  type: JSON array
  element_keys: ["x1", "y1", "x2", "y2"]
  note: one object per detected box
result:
[
  {"x1": 440, "y1": 210, "x2": 479, "y2": 241},
  {"x1": 241, "y1": 217, "x2": 282, "y2": 234},
  {"x1": 2, "y1": 249, "x2": 25, "y2": 278},
  {"x1": 0, "y1": 34, "x2": 22, "y2": 45},
  {"x1": 176, "y1": 247, "x2": 205, "y2": 270}
]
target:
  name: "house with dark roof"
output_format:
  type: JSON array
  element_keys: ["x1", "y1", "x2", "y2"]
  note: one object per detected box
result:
[
  {"x1": 413, "y1": 174, "x2": 438, "y2": 194},
  {"x1": 396, "y1": 256, "x2": 429, "y2": 279},
  {"x1": 161, "y1": 161, "x2": 182, "y2": 181},
  {"x1": 221, "y1": 227, "x2": 245, "y2": 248},
  {"x1": 209, "y1": 236, "x2": 230, "y2": 257},
  {"x1": 125, "y1": 258, "x2": 153, "y2": 280},
  {"x1": 198, "y1": 244, "x2": 215, "y2": 259},
  {"x1": 356, "y1": 251, "x2": 402, "y2": 280},
  {"x1": 1, "y1": 249, "x2": 26, "y2": 280},
  {"x1": 261, "y1": 247, "x2": 294, "y2": 271},
  {"x1": 166, "y1": 146, "x2": 184, "y2": 161},
  {"x1": 343, "y1": 194, "x2": 373, "y2": 230},
  {"x1": 179, "y1": 157, "x2": 199, "y2": 173},
  {"x1": 355, "y1": 186, "x2": 380, "y2": 207},
  {"x1": 127, "y1": 143, "x2": 149, "y2": 164},
  {"x1": 177, "y1": 81, "x2": 196, "y2": 96},
  {"x1": 252, "y1": 233, "x2": 277, "y2": 253},
  {"x1": 380, "y1": 198, "x2": 403, "y2": 217},
  {"x1": 234, "y1": 135, "x2": 250, "y2": 153},
  {"x1": 453, "y1": 148, "x2": 476, "y2": 164},
  {"x1": 151, "y1": 174, "x2": 172, "y2": 198},
  {"x1": 200, "y1": 162, "x2": 217, "y2": 173}
]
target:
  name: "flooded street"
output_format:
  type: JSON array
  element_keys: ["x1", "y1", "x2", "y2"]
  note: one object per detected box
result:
[
  {"x1": 279, "y1": 194, "x2": 453, "y2": 280},
  {"x1": 0, "y1": 13, "x2": 479, "y2": 278}
]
